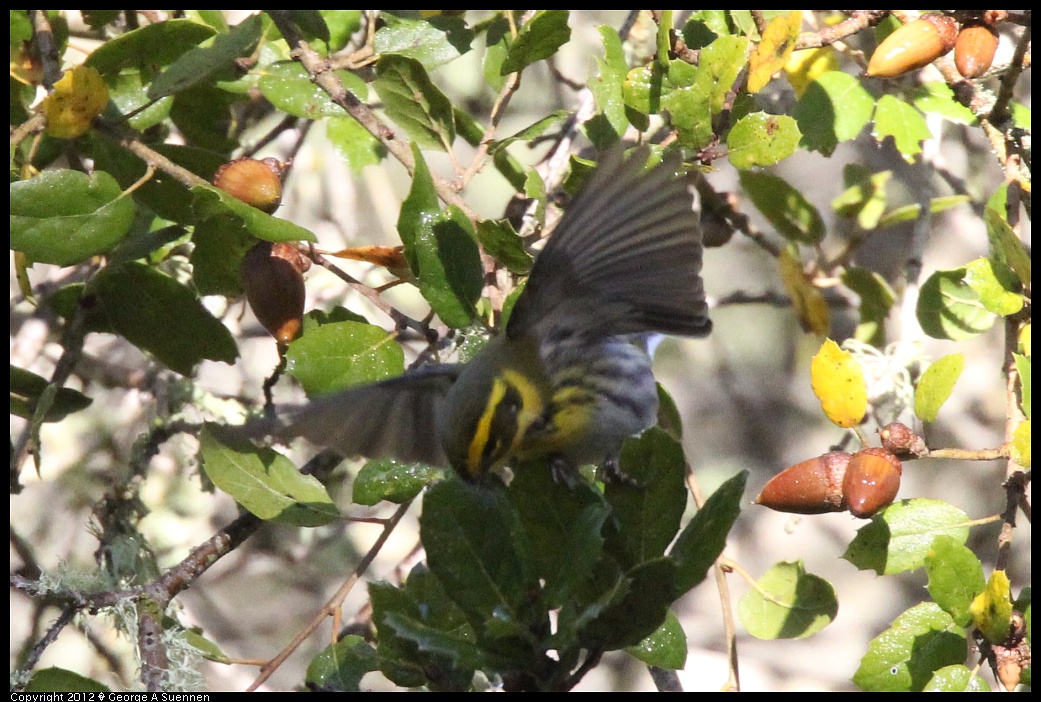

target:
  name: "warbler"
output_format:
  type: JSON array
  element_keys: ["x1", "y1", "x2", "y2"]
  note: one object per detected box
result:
[{"x1": 264, "y1": 147, "x2": 711, "y2": 484}]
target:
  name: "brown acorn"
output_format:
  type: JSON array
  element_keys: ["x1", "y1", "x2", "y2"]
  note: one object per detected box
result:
[
  {"x1": 240, "y1": 241, "x2": 307, "y2": 347},
  {"x1": 213, "y1": 157, "x2": 286, "y2": 214},
  {"x1": 755, "y1": 451, "x2": 850, "y2": 514},
  {"x1": 879, "y1": 422, "x2": 928, "y2": 457},
  {"x1": 866, "y1": 13, "x2": 959, "y2": 78},
  {"x1": 843, "y1": 447, "x2": 902, "y2": 518},
  {"x1": 954, "y1": 24, "x2": 999, "y2": 78}
]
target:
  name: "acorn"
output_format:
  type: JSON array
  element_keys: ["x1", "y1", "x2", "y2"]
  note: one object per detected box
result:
[
  {"x1": 866, "y1": 13, "x2": 959, "y2": 78},
  {"x1": 755, "y1": 451, "x2": 850, "y2": 515},
  {"x1": 213, "y1": 157, "x2": 286, "y2": 214},
  {"x1": 240, "y1": 241, "x2": 308, "y2": 347},
  {"x1": 954, "y1": 24, "x2": 999, "y2": 79},
  {"x1": 843, "y1": 447, "x2": 902, "y2": 518},
  {"x1": 879, "y1": 422, "x2": 928, "y2": 457}
]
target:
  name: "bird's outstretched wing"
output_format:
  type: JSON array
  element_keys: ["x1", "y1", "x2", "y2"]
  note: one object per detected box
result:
[
  {"x1": 258, "y1": 364, "x2": 464, "y2": 467},
  {"x1": 507, "y1": 148, "x2": 712, "y2": 341}
]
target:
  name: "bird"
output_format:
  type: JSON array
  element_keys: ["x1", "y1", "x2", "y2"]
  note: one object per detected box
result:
[{"x1": 259, "y1": 146, "x2": 712, "y2": 485}]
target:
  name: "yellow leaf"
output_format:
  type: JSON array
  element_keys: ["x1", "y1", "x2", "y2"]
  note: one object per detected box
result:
[
  {"x1": 811, "y1": 339, "x2": 867, "y2": 428},
  {"x1": 970, "y1": 570, "x2": 1013, "y2": 644},
  {"x1": 1010, "y1": 419, "x2": 1030, "y2": 468},
  {"x1": 41, "y1": 65, "x2": 109, "y2": 138},
  {"x1": 748, "y1": 11, "x2": 802, "y2": 93},
  {"x1": 784, "y1": 46, "x2": 840, "y2": 97},
  {"x1": 1019, "y1": 323, "x2": 1031, "y2": 357},
  {"x1": 779, "y1": 248, "x2": 830, "y2": 336}
]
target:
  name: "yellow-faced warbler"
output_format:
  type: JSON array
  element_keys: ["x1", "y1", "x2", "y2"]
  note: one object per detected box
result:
[{"x1": 264, "y1": 148, "x2": 711, "y2": 484}]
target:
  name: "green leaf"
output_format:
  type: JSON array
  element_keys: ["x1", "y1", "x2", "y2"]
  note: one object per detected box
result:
[
  {"x1": 579, "y1": 557, "x2": 679, "y2": 651},
  {"x1": 24, "y1": 667, "x2": 110, "y2": 693},
  {"x1": 90, "y1": 139, "x2": 226, "y2": 224},
  {"x1": 199, "y1": 424, "x2": 340, "y2": 526},
  {"x1": 923, "y1": 665, "x2": 991, "y2": 692},
  {"x1": 95, "y1": 262, "x2": 238, "y2": 375},
  {"x1": 842, "y1": 267, "x2": 895, "y2": 345},
  {"x1": 984, "y1": 205, "x2": 1031, "y2": 287},
  {"x1": 831, "y1": 165, "x2": 891, "y2": 229},
  {"x1": 374, "y1": 14, "x2": 475, "y2": 69},
  {"x1": 307, "y1": 635, "x2": 379, "y2": 693},
  {"x1": 370, "y1": 567, "x2": 477, "y2": 689},
  {"x1": 500, "y1": 10, "x2": 571, "y2": 75},
  {"x1": 739, "y1": 171, "x2": 824, "y2": 244},
  {"x1": 914, "y1": 353, "x2": 965, "y2": 423},
  {"x1": 912, "y1": 82, "x2": 977, "y2": 125},
  {"x1": 148, "y1": 14, "x2": 263, "y2": 100},
  {"x1": 476, "y1": 219, "x2": 533, "y2": 275},
  {"x1": 925, "y1": 535, "x2": 986, "y2": 628},
  {"x1": 605, "y1": 428, "x2": 688, "y2": 568},
  {"x1": 964, "y1": 258, "x2": 1025, "y2": 316},
  {"x1": 664, "y1": 35, "x2": 748, "y2": 150},
  {"x1": 917, "y1": 268, "x2": 996, "y2": 341},
  {"x1": 104, "y1": 70, "x2": 174, "y2": 131},
  {"x1": 508, "y1": 461, "x2": 610, "y2": 607},
  {"x1": 287, "y1": 10, "x2": 330, "y2": 44},
  {"x1": 1014, "y1": 353, "x2": 1030, "y2": 419},
  {"x1": 794, "y1": 70, "x2": 874, "y2": 155},
  {"x1": 843, "y1": 499, "x2": 971, "y2": 576},
  {"x1": 258, "y1": 61, "x2": 358, "y2": 119},
  {"x1": 397, "y1": 145, "x2": 482, "y2": 327},
  {"x1": 586, "y1": 25, "x2": 632, "y2": 149},
  {"x1": 373, "y1": 55, "x2": 455, "y2": 152},
  {"x1": 192, "y1": 185, "x2": 316, "y2": 242},
  {"x1": 419, "y1": 480, "x2": 538, "y2": 631},
  {"x1": 11, "y1": 170, "x2": 136, "y2": 266},
  {"x1": 726, "y1": 112, "x2": 800, "y2": 169},
  {"x1": 625, "y1": 610, "x2": 687, "y2": 670},
  {"x1": 189, "y1": 216, "x2": 255, "y2": 296},
  {"x1": 670, "y1": 471, "x2": 747, "y2": 594},
  {"x1": 737, "y1": 561, "x2": 838, "y2": 639},
  {"x1": 623, "y1": 64, "x2": 666, "y2": 115},
  {"x1": 10, "y1": 366, "x2": 92, "y2": 423},
  {"x1": 285, "y1": 321, "x2": 405, "y2": 396},
  {"x1": 872, "y1": 94, "x2": 932, "y2": 163},
  {"x1": 875, "y1": 195, "x2": 971, "y2": 229},
  {"x1": 728, "y1": 111, "x2": 799, "y2": 168},
  {"x1": 352, "y1": 459, "x2": 442, "y2": 506},
  {"x1": 327, "y1": 117, "x2": 386, "y2": 173},
  {"x1": 379, "y1": 611, "x2": 482, "y2": 688},
  {"x1": 490, "y1": 110, "x2": 570, "y2": 155},
  {"x1": 853, "y1": 603, "x2": 967, "y2": 692},
  {"x1": 84, "y1": 18, "x2": 216, "y2": 75}
]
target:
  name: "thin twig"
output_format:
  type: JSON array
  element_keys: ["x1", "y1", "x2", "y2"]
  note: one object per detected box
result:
[
  {"x1": 687, "y1": 468, "x2": 740, "y2": 692},
  {"x1": 246, "y1": 499, "x2": 415, "y2": 691}
]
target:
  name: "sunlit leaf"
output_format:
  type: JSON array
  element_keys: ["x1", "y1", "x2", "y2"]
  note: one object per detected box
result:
[
  {"x1": 970, "y1": 570, "x2": 1014, "y2": 644},
  {"x1": 872, "y1": 94, "x2": 932, "y2": 163},
  {"x1": 747, "y1": 11, "x2": 801, "y2": 92},
  {"x1": 41, "y1": 65, "x2": 109, "y2": 138},
  {"x1": 853, "y1": 603, "x2": 966, "y2": 692},
  {"x1": 738, "y1": 561, "x2": 838, "y2": 639},
  {"x1": 810, "y1": 339, "x2": 867, "y2": 427},
  {"x1": 914, "y1": 353, "x2": 964, "y2": 423}
]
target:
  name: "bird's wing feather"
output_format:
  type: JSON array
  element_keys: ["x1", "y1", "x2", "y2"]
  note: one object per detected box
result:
[
  {"x1": 259, "y1": 364, "x2": 464, "y2": 466},
  {"x1": 507, "y1": 148, "x2": 711, "y2": 341}
]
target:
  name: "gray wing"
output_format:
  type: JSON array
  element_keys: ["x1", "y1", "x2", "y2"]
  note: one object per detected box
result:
[
  {"x1": 507, "y1": 147, "x2": 711, "y2": 341},
  {"x1": 260, "y1": 364, "x2": 464, "y2": 467}
]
